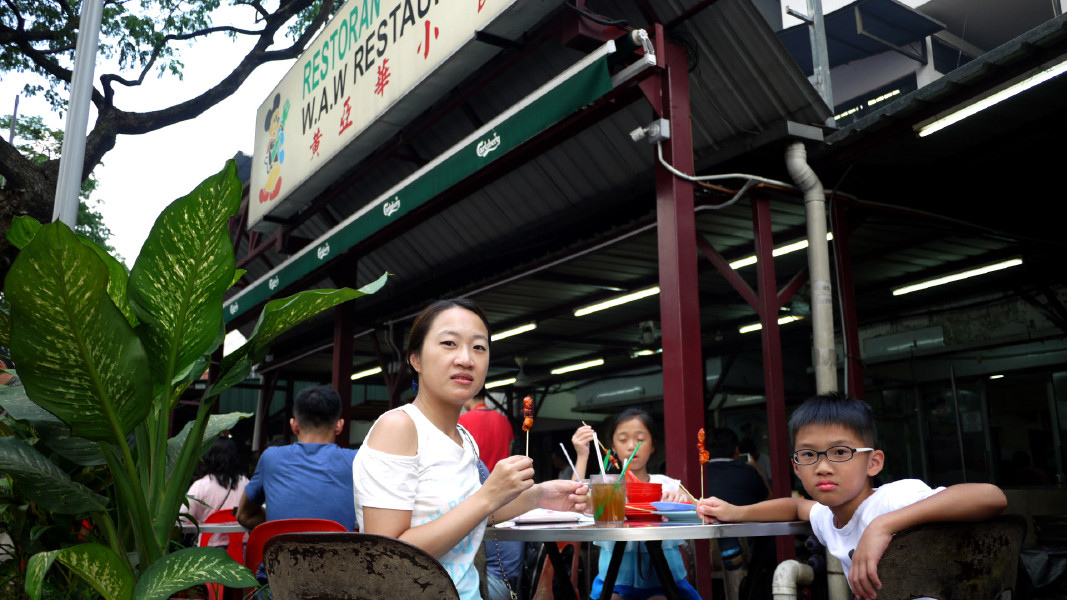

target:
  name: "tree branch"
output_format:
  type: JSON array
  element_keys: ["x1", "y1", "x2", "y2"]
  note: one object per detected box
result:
[{"x1": 105, "y1": 0, "x2": 331, "y2": 137}]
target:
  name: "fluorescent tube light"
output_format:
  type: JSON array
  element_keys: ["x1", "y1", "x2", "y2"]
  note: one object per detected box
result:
[
  {"x1": 630, "y1": 348, "x2": 661, "y2": 358},
  {"x1": 728, "y1": 233, "x2": 833, "y2": 270},
  {"x1": 551, "y1": 359, "x2": 605, "y2": 375},
  {"x1": 485, "y1": 377, "x2": 517, "y2": 389},
  {"x1": 350, "y1": 366, "x2": 382, "y2": 381},
  {"x1": 892, "y1": 259, "x2": 1022, "y2": 296},
  {"x1": 918, "y1": 59, "x2": 1067, "y2": 137},
  {"x1": 574, "y1": 287, "x2": 659, "y2": 317},
  {"x1": 738, "y1": 315, "x2": 803, "y2": 334},
  {"x1": 989, "y1": 374, "x2": 1004, "y2": 380},
  {"x1": 494, "y1": 322, "x2": 536, "y2": 341}
]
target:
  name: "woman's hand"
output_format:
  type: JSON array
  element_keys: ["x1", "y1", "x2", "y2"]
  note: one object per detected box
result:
[
  {"x1": 571, "y1": 425, "x2": 596, "y2": 459},
  {"x1": 536, "y1": 480, "x2": 589, "y2": 514},
  {"x1": 482, "y1": 455, "x2": 535, "y2": 509}
]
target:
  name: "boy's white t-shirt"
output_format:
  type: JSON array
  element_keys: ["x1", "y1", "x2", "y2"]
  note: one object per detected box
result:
[
  {"x1": 353, "y1": 403, "x2": 484, "y2": 600},
  {"x1": 809, "y1": 479, "x2": 945, "y2": 591}
]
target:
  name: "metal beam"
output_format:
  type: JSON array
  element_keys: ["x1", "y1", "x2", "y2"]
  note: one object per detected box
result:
[
  {"x1": 647, "y1": 29, "x2": 713, "y2": 599},
  {"x1": 752, "y1": 191, "x2": 796, "y2": 562}
]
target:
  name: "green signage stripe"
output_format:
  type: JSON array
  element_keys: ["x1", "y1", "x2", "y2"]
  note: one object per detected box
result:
[{"x1": 225, "y1": 55, "x2": 613, "y2": 322}]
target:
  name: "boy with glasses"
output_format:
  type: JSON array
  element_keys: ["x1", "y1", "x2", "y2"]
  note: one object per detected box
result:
[{"x1": 697, "y1": 392, "x2": 1006, "y2": 600}]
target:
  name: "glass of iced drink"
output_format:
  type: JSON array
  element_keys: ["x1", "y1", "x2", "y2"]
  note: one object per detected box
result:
[{"x1": 590, "y1": 473, "x2": 626, "y2": 525}]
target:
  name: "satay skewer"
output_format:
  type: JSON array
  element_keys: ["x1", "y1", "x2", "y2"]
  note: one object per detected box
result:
[
  {"x1": 522, "y1": 396, "x2": 534, "y2": 456},
  {"x1": 581, "y1": 420, "x2": 620, "y2": 470},
  {"x1": 697, "y1": 428, "x2": 710, "y2": 506}
]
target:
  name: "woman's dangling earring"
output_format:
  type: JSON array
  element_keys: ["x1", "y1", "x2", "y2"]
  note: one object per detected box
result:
[{"x1": 411, "y1": 379, "x2": 419, "y2": 394}]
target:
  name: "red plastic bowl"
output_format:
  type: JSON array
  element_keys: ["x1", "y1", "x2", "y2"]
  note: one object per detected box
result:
[{"x1": 626, "y1": 481, "x2": 662, "y2": 503}]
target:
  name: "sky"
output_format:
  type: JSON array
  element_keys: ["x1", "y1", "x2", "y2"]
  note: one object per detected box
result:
[{"x1": 2, "y1": 6, "x2": 294, "y2": 267}]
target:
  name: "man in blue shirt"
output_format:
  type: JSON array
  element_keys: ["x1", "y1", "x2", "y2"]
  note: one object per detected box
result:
[{"x1": 237, "y1": 385, "x2": 358, "y2": 530}]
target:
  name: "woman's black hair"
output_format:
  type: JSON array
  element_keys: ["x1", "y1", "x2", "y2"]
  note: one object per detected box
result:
[
  {"x1": 406, "y1": 298, "x2": 491, "y2": 380},
  {"x1": 193, "y1": 437, "x2": 244, "y2": 490}
]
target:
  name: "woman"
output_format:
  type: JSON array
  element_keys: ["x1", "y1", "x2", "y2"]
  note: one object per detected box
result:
[
  {"x1": 182, "y1": 436, "x2": 249, "y2": 547},
  {"x1": 353, "y1": 298, "x2": 587, "y2": 600}
]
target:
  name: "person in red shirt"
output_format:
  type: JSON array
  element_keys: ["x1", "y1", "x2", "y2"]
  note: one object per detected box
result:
[{"x1": 458, "y1": 391, "x2": 514, "y2": 471}]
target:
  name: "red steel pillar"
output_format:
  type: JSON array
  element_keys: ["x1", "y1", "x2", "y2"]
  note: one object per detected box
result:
[
  {"x1": 753, "y1": 192, "x2": 796, "y2": 561},
  {"x1": 652, "y1": 35, "x2": 711, "y2": 598},
  {"x1": 332, "y1": 301, "x2": 355, "y2": 447},
  {"x1": 831, "y1": 199, "x2": 864, "y2": 400}
]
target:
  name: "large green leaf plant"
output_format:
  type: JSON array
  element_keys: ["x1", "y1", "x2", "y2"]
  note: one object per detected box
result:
[{"x1": 0, "y1": 160, "x2": 387, "y2": 599}]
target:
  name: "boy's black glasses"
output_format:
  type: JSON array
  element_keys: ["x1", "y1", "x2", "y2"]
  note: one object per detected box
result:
[{"x1": 791, "y1": 446, "x2": 873, "y2": 466}]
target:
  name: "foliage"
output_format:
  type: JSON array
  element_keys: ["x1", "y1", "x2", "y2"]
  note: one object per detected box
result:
[
  {"x1": 0, "y1": 0, "x2": 339, "y2": 277},
  {"x1": 0, "y1": 115, "x2": 115, "y2": 256},
  {"x1": 0, "y1": 159, "x2": 387, "y2": 599}
]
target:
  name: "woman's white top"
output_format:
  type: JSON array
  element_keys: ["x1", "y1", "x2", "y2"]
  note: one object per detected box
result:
[{"x1": 353, "y1": 403, "x2": 484, "y2": 600}]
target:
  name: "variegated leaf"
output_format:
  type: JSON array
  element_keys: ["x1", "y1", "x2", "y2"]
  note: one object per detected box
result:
[
  {"x1": 79, "y1": 236, "x2": 138, "y2": 327},
  {"x1": 128, "y1": 160, "x2": 240, "y2": 389},
  {"x1": 0, "y1": 385, "x2": 63, "y2": 426},
  {"x1": 6, "y1": 222, "x2": 152, "y2": 443},
  {"x1": 0, "y1": 302, "x2": 9, "y2": 348},
  {"x1": 216, "y1": 273, "x2": 388, "y2": 393},
  {"x1": 132, "y1": 547, "x2": 257, "y2": 600},
  {"x1": 0, "y1": 386, "x2": 107, "y2": 465},
  {"x1": 0, "y1": 437, "x2": 108, "y2": 513},
  {"x1": 27, "y1": 543, "x2": 134, "y2": 600},
  {"x1": 165, "y1": 412, "x2": 252, "y2": 477}
]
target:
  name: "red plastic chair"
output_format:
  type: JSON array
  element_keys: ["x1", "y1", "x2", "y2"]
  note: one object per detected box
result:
[
  {"x1": 196, "y1": 509, "x2": 248, "y2": 600},
  {"x1": 243, "y1": 518, "x2": 349, "y2": 573}
]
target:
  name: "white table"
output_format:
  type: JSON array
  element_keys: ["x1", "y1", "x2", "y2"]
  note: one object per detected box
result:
[
  {"x1": 180, "y1": 523, "x2": 250, "y2": 534},
  {"x1": 490, "y1": 520, "x2": 811, "y2": 600}
]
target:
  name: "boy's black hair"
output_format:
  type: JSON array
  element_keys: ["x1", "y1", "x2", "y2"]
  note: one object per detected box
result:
[
  {"x1": 293, "y1": 385, "x2": 342, "y2": 430},
  {"x1": 707, "y1": 427, "x2": 739, "y2": 459},
  {"x1": 788, "y1": 391, "x2": 877, "y2": 447}
]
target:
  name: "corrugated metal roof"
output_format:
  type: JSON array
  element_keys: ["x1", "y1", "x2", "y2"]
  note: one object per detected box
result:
[{"x1": 224, "y1": 0, "x2": 1064, "y2": 404}]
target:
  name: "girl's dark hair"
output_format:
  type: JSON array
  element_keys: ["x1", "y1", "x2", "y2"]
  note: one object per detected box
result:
[
  {"x1": 406, "y1": 298, "x2": 491, "y2": 377},
  {"x1": 193, "y1": 437, "x2": 244, "y2": 491},
  {"x1": 609, "y1": 408, "x2": 657, "y2": 444}
]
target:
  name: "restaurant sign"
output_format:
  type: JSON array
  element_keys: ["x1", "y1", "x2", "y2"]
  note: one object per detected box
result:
[{"x1": 249, "y1": 0, "x2": 546, "y2": 230}]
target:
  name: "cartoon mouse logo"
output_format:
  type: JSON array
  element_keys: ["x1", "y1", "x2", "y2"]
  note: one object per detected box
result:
[{"x1": 260, "y1": 93, "x2": 290, "y2": 204}]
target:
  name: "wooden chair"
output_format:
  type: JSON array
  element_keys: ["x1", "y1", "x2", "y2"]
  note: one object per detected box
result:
[
  {"x1": 874, "y1": 514, "x2": 1028, "y2": 600},
  {"x1": 262, "y1": 532, "x2": 460, "y2": 599},
  {"x1": 195, "y1": 509, "x2": 247, "y2": 600}
]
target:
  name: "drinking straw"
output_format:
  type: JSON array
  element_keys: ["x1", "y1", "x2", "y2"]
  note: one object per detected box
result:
[
  {"x1": 582, "y1": 420, "x2": 615, "y2": 459},
  {"x1": 592, "y1": 435, "x2": 606, "y2": 476},
  {"x1": 559, "y1": 443, "x2": 578, "y2": 480},
  {"x1": 615, "y1": 440, "x2": 642, "y2": 489}
]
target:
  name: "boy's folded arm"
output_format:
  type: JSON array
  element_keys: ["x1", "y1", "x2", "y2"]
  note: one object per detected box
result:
[
  {"x1": 849, "y1": 483, "x2": 1007, "y2": 599},
  {"x1": 870, "y1": 483, "x2": 1007, "y2": 535}
]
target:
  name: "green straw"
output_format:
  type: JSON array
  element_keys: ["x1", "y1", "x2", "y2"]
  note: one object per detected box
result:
[
  {"x1": 614, "y1": 441, "x2": 642, "y2": 492},
  {"x1": 593, "y1": 442, "x2": 642, "y2": 520}
]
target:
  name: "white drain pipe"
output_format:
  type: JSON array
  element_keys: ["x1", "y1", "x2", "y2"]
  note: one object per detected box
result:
[
  {"x1": 785, "y1": 141, "x2": 837, "y2": 394},
  {"x1": 826, "y1": 554, "x2": 850, "y2": 600},
  {"x1": 772, "y1": 559, "x2": 814, "y2": 600}
]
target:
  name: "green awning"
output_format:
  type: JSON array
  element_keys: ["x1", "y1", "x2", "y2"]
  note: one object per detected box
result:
[{"x1": 224, "y1": 40, "x2": 623, "y2": 322}]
